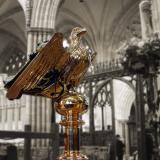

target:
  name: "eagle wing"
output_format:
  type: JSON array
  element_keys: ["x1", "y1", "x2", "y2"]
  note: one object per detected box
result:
[{"x1": 6, "y1": 32, "x2": 69, "y2": 100}]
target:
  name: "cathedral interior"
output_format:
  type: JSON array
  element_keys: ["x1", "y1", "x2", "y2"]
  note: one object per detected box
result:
[{"x1": 0, "y1": 0, "x2": 160, "y2": 160}]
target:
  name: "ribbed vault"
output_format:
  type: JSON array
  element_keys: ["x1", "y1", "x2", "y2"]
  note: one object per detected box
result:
[
  {"x1": 113, "y1": 79, "x2": 135, "y2": 120},
  {"x1": 55, "y1": 0, "x2": 141, "y2": 62},
  {"x1": 0, "y1": 0, "x2": 26, "y2": 75}
]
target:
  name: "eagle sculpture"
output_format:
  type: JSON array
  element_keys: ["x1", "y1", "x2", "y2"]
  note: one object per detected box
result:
[{"x1": 5, "y1": 27, "x2": 96, "y2": 100}]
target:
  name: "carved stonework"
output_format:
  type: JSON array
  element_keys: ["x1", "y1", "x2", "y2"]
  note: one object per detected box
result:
[
  {"x1": 26, "y1": 0, "x2": 33, "y2": 27},
  {"x1": 125, "y1": 17, "x2": 141, "y2": 39},
  {"x1": 3, "y1": 50, "x2": 26, "y2": 75},
  {"x1": 139, "y1": 0, "x2": 153, "y2": 39},
  {"x1": 112, "y1": 13, "x2": 141, "y2": 54}
]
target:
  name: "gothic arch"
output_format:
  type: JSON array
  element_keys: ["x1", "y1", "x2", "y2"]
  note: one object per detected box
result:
[
  {"x1": 91, "y1": 77, "x2": 135, "y2": 128},
  {"x1": 92, "y1": 78, "x2": 135, "y2": 103}
]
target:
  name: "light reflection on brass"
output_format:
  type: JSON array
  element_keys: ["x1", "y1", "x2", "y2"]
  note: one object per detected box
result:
[{"x1": 56, "y1": 91, "x2": 88, "y2": 160}]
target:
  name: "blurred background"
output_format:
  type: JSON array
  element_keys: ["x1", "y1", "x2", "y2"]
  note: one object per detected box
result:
[{"x1": 0, "y1": 0, "x2": 159, "y2": 160}]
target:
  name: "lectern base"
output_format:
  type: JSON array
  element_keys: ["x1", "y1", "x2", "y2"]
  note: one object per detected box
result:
[{"x1": 57, "y1": 152, "x2": 88, "y2": 160}]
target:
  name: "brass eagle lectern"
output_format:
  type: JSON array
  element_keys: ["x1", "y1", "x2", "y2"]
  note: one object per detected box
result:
[{"x1": 5, "y1": 27, "x2": 96, "y2": 160}]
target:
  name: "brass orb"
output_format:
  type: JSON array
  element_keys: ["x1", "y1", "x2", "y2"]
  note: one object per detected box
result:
[{"x1": 55, "y1": 91, "x2": 88, "y2": 116}]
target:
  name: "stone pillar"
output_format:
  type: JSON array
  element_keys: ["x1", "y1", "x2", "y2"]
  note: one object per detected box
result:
[
  {"x1": 89, "y1": 82, "x2": 94, "y2": 144},
  {"x1": 151, "y1": 0, "x2": 160, "y2": 113},
  {"x1": 13, "y1": 101, "x2": 16, "y2": 130},
  {"x1": 24, "y1": 125, "x2": 31, "y2": 160},
  {"x1": 140, "y1": 0, "x2": 160, "y2": 33},
  {"x1": 8, "y1": 106, "x2": 12, "y2": 130},
  {"x1": 136, "y1": 75, "x2": 147, "y2": 160},
  {"x1": 2, "y1": 109, "x2": 5, "y2": 129},
  {"x1": 11, "y1": 102, "x2": 14, "y2": 130},
  {"x1": 152, "y1": 0, "x2": 160, "y2": 32},
  {"x1": 124, "y1": 122, "x2": 130, "y2": 159},
  {"x1": 25, "y1": 0, "x2": 32, "y2": 27},
  {"x1": 139, "y1": 0, "x2": 153, "y2": 39},
  {"x1": 36, "y1": 96, "x2": 41, "y2": 147},
  {"x1": 31, "y1": 96, "x2": 36, "y2": 146},
  {"x1": 41, "y1": 97, "x2": 46, "y2": 146},
  {"x1": 44, "y1": 98, "x2": 47, "y2": 146},
  {"x1": 110, "y1": 80, "x2": 116, "y2": 160},
  {"x1": 15, "y1": 101, "x2": 19, "y2": 130},
  {"x1": 46, "y1": 98, "x2": 52, "y2": 146},
  {"x1": 51, "y1": 123, "x2": 59, "y2": 160}
]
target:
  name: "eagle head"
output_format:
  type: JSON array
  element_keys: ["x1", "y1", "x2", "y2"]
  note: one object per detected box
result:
[{"x1": 70, "y1": 27, "x2": 87, "y2": 41}]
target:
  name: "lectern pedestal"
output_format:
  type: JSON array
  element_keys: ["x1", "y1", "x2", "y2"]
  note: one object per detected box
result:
[{"x1": 56, "y1": 91, "x2": 88, "y2": 160}]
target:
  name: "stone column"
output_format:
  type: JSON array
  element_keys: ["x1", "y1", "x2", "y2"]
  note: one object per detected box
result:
[
  {"x1": 124, "y1": 122, "x2": 130, "y2": 159},
  {"x1": 152, "y1": 0, "x2": 160, "y2": 32},
  {"x1": 110, "y1": 80, "x2": 116, "y2": 160},
  {"x1": 46, "y1": 98, "x2": 52, "y2": 146},
  {"x1": 41, "y1": 97, "x2": 46, "y2": 146},
  {"x1": 141, "y1": 0, "x2": 160, "y2": 33},
  {"x1": 13, "y1": 101, "x2": 16, "y2": 130},
  {"x1": 139, "y1": 0, "x2": 153, "y2": 39},
  {"x1": 15, "y1": 101, "x2": 19, "y2": 130},
  {"x1": 89, "y1": 81, "x2": 95, "y2": 144},
  {"x1": 2, "y1": 109, "x2": 5, "y2": 129},
  {"x1": 24, "y1": 125, "x2": 32, "y2": 160},
  {"x1": 36, "y1": 96, "x2": 41, "y2": 147},
  {"x1": 44, "y1": 98, "x2": 47, "y2": 146},
  {"x1": 1, "y1": 90, "x2": 5, "y2": 129},
  {"x1": 151, "y1": 0, "x2": 160, "y2": 113},
  {"x1": 31, "y1": 96, "x2": 36, "y2": 146},
  {"x1": 136, "y1": 75, "x2": 147, "y2": 160},
  {"x1": 8, "y1": 107, "x2": 12, "y2": 130}
]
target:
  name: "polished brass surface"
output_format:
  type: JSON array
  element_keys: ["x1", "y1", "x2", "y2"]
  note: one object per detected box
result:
[
  {"x1": 56, "y1": 91, "x2": 88, "y2": 160},
  {"x1": 6, "y1": 32, "x2": 68, "y2": 100},
  {"x1": 56, "y1": 91, "x2": 88, "y2": 116}
]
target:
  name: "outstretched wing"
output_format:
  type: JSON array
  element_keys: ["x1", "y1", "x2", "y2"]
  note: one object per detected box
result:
[{"x1": 5, "y1": 32, "x2": 68, "y2": 100}]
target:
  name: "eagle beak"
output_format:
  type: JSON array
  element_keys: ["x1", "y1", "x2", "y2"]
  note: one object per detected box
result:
[{"x1": 77, "y1": 28, "x2": 87, "y2": 37}]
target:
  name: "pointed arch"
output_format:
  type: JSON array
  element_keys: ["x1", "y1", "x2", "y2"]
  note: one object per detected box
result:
[{"x1": 91, "y1": 78, "x2": 135, "y2": 121}]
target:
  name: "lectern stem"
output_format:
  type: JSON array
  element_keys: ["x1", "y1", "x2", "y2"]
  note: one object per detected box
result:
[
  {"x1": 56, "y1": 92, "x2": 88, "y2": 160},
  {"x1": 63, "y1": 114, "x2": 80, "y2": 156},
  {"x1": 64, "y1": 127, "x2": 70, "y2": 156},
  {"x1": 73, "y1": 126, "x2": 80, "y2": 152}
]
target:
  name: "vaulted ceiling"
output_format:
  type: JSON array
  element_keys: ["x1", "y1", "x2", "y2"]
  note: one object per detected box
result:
[
  {"x1": 55, "y1": 0, "x2": 141, "y2": 62},
  {"x1": 0, "y1": 0, "x2": 142, "y2": 68}
]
